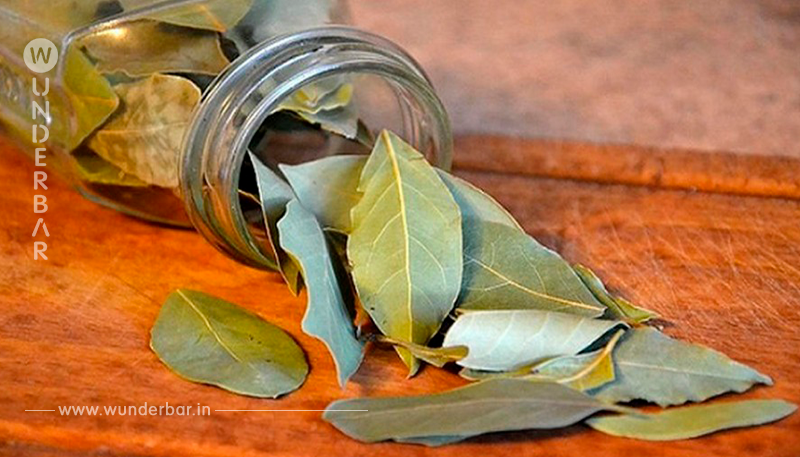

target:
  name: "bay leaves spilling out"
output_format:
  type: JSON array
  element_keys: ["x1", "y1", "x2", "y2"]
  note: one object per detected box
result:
[
  {"x1": 87, "y1": 74, "x2": 200, "y2": 188},
  {"x1": 63, "y1": 48, "x2": 120, "y2": 150},
  {"x1": 121, "y1": 0, "x2": 253, "y2": 32},
  {"x1": 437, "y1": 170, "x2": 521, "y2": 229},
  {"x1": 458, "y1": 218, "x2": 604, "y2": 316},
  {"x1": 323, "y1": 378, "x2": 633, "y2": 444},
  {"x1": 280, "y1": 155, "x2": 366, "y2": 233},
  {"x1": 348, "y1": 130, "x2": 463, "y2": 374},
  {"x1": 278, "y1": 199, "x2": 364, "y2": 386},
  {"x1": 79, "y1": 20, "x2": 230, "y2": 77},
  {"x1": 373, "y1": 335, "x2": 467, "y2": 368},
  {"x1": 250, "y1": 152, "x2": 302, "y2": 293},
  {"x1": 591, "y1": 328, "x2": 772, "y2": 407},
  {"x1": 443, "y1": 309, "x2": 625, "y2": 371},
  {"x1": 574, "y1": 265, "x2": 659, "y2": 324},
  {"x1": 587, "y1": 400, "x2": 797, "y2": 441},
  {"x1": 150, "y1": 289, "x2": 308, "y2": 398}
]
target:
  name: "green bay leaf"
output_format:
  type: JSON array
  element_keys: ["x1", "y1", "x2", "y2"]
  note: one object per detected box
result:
[
  {"x1": 88, "y1": 74, "x2": 200, "y2": 188},
  {"x1": 443, "y1": 309, "x2": 625, "y2": 371},
  {"x1": 279, "y1": 81, "x2": 359, "y2": 139},
  {"x1": 250, "y1": 152, "x2": 302, "y2": 293},
  {"x1": 591, "y1": 328, "x2": 772, "y2": 407},
  {"x1": 278, "y1": 200, "x2": 363, "y2": 386},
  {"x1": 574, "y1": 265, "x2": 659, "y2": 324},
  {"x1": 63, "y1": 48, "x2": 120, "y2": 150},
  {"x1": 227, "y1": 0, "x2": 337, "y2": 48},
  {"x1": 348, "y1": 131, "x2": 463, "y2": 374},
  {"x1": 437, "y1": 170, "x2": 521, "y2": 229},
  {"x1": 280, "y1": 155, "x2": 366, "y2": 233},
  {"x1": 458, "y1": 218, "x2": 604, "y2": 316},
  {"x1": 150, "y1": 289, "x2": 308, "y2": 398},
  {"x1": 121, "y1": 0, "x2": 253, "y2": 32},
  {"x1": 323, "y1": 378, "x2": 632, "y2": 444},
  {"x1": 587, "y1": 400, "x2": 797, "y2": 441},
  {"x1": 79, "y1": 20, "x2": 229, "y2": 77}
]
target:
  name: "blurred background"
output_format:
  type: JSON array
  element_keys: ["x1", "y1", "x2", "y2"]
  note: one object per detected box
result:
[{"x1": 350, "y1": 0, "x2": 800, "y2": 158}]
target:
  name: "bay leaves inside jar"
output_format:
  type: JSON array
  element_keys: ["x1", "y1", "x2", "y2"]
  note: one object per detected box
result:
[
  {"x1": 120, "y1": 0, "x2": 253, "y2": 33},
  {"x1": 87, "y1": 74, "x2": 201, "y2": 188},
  {"x1": 79, "y1": 20, "x2": 230, "y2": 77}
]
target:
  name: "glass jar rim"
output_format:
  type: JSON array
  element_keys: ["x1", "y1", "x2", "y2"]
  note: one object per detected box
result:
[{"x1": 180, "y1": 26, "x2": 453, "y2": 269}]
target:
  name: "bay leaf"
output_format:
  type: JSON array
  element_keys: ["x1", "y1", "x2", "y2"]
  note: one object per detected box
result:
[
  {"x1": 587, "y1": 400, "x2": 797, "y2": 441},
  {"x1": 374, "y1": 335, "x2": 467, "y2": 368},
  {"x1": 348, "y1": 130, "x2": 463, "y2": 374},
  {"x1": 88, "y1": 74, "x2": 200, "y2": 188},
  {"x1": 250, "y1": 152, "x2": 302, "y2": 293},
  {"x1": 150, "y1": 289, "x2": 308, "y2": 398},
  {"x1": 458, "y1": 219, "x2": 604, "y2": 316},
  {"x1": 63, "y1": 48, "x2": 120, "y2": 150},
  {"x1": 278, "y1": 200, "x2": 363, "y2": 386},
  {"x1": 574, "y1": 265, "x2": 658, "y2": 324},
  {"x1": 592, "y1": 327, "x2": 772, "y2": 407},
  {"x1": 227, "y1": 0, "x2": 337, "y2": 48},
  {"x1": 530, "y1": 329, "x2": 624, "y2": 391},
  {"x1": 394, "y1": 435, "x2": 468, "y2": 447},
  {"x1": 79, "y1": 20, "x2": 230, "y2": 77},
  {"x1": 323, "y1": 378, "x2": 632, "y2": 443},
  {"x1": 280, "y1": 155, "x2": 366, "y2": 233},
  {"x1": 72, "y1": 149, "x2": 148, "y2": 187},
  {"x1": 121, "y1": 0, "x2": 252, "y2": 32},
  {"x1": 280, "y1": 82, "x2": 359, "y2": 139},
  {"x1": 443, "y1": 309, "x2": 624, "y2": 371},
  {"x1": 437, "y1": 170, "x2": 522, "y2": 229}
]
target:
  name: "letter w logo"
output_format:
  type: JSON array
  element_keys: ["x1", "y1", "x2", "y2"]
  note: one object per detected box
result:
[{"x1": 29, "y1": 47, "x2": 52, "y2": 64}]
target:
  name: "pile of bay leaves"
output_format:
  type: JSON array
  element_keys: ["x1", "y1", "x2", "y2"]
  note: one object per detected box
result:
[{"x1": 150, "y1": 130, "x2": 795, "y2": 445}]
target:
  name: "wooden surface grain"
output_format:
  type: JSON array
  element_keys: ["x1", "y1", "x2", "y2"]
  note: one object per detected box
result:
[{"x1": 1, "y1": 134, "x2": 799, "y2": 456}]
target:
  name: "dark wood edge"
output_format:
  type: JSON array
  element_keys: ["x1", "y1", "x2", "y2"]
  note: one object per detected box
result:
[{"x1": 453, "y1": 135, "x2": 800, "y2": 200}]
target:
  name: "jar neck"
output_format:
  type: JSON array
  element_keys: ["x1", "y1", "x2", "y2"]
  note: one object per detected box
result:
[{"x1": 180, "y1": 26, "x2": 452, "y2": 269}]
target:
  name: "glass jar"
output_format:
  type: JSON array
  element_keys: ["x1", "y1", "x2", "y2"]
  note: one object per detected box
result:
[{"x1": 0, "y1": 0, "x2": 452, "y2": 269}]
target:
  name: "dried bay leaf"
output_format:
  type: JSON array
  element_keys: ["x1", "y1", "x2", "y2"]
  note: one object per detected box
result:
[
  {"x1": 121, "y1": 0, "x2": 252, "y2": 32},
  {"x1": 150, "y1": 289, "x2": 308, "y2": 398},
  {"x1": 280, "y1": 155, "x2": 366, "y2": 232},
  {"x1": 587, "y1": 400, "x2": 797, "y2": 441},
  {"x1": 348, "y1": 131, "x2": 463, "y2": 374},
  {"x1": 227, "y1": 0, "x2": 337, "y2": 48},
  {"x1": 443, "y1": 309, "x2": 625, "y2": 371},
  {"x1": 278, "y1": 200, "x2": 364, "y2": 386},
  {"x1": 279, "y1": 82, "x2": 359, "y2": 139},
  {"x1": 530, "y1": 329, "x2": 624, "y2": 391},
  {"x1": 88, "y1": 74, "x2": 200, "y2": 188},
  {"x1": 323, "y1": 378, "x2": 633, "y2": 443},
  {"x1": 574, "y1": 265, "x2": 658, "y2": 324},
  {"x1": 250, "y1": 152, "x2": 302, "y2": 293},
  {"x1": 72, "y1": 149, "x2": 148, "y2": 187},
  {"x1": 458, "y1": 219, "x2": 604, "y2": 316},
  {"x1": 437, "y1": 170, "x2": 522, "y2": 229},
  {"x1": 79, "y1": 20, "x2": 229, "y2": 77},
  {"x1": 63, "y1": 48, "x2": 120, "y2": 150},
  {"x1": 373, "y1": 335, "x2": 467, "y2": 368},
  {"x1": 592, "y1": 327, "x2": 772, "y2": 407}
]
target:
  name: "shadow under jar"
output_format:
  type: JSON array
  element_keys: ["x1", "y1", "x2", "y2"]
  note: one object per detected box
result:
[{"x1": 0, "y1": 0, "x2": 452, "y2": 269}]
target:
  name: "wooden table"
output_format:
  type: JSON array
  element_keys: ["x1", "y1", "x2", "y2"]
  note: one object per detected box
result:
[{"x1": 1, "y1": 134, "x2": 799, "y2": 456}]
